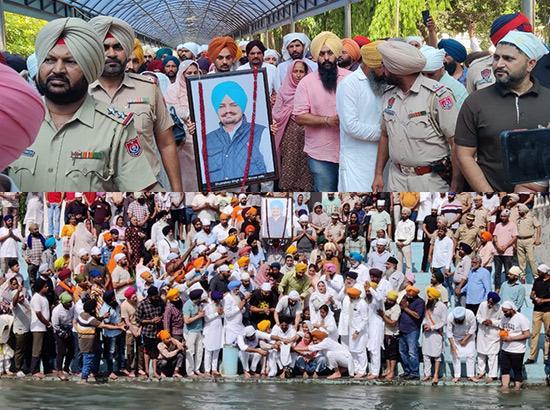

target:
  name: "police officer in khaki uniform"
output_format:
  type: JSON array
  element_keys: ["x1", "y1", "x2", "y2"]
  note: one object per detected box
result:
[
  {"x1": 466, "y1": 54, "x2": 494, "y2": 94},
  {"x1": 88, "y1": 16, "x2": 183, "y2": 192},
  {"x1": 8, "y1": 17, "x2": 157, "y2": 192},
  {"x1": 471, "y1": 196, "x2": 490, "y2": 230},
  {"x1": 373, "y1": 41, "x2": 461, "y2": 192},
  {"x1": 454, "y1": 214, "x2": 480, "y2": 257},
  {"x1": 516, "y1": 203, "x2": 541, "y2": 281}
]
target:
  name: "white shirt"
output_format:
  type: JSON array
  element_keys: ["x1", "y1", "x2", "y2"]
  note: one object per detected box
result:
[
  {"x1": 0, "y1": 226, "x2": 23, "y2": 258},
  {"x1": 212, "y1": 223, "x2": 231, "y2": 243},
  {"x1": 30, "y1": 293, "x2": 50, "y2": 332},
  {"x1": 278, "y1": 58, "x2": 318, "y2": 84},
  {"x1": 336, "y1": 68, "x2": 382, "y2": 191},
  {"x1": 432, "y1": 236, "x2": 454, "y2": 269},
  {"x1": 238, "y1": 62, "x2": 280, "y2": 93},
  {"x1": 51, "y1": 303, "x2": 75, "y2": 329},
  {"x1": 500, "y1": 312, "x2": 530, "y2": 353},
  {"x1": 482, "y1": 195, "x2": 500, "y2": 222},
  {"x1": 191, "y1": 193, "x2": 219, "y2": 221},
  {"x1": 395, "y1": 219, "x2": 416, "y2": 245},
  {"x1": 12, "y1": 299, "x2": 31, "y2": 334}
]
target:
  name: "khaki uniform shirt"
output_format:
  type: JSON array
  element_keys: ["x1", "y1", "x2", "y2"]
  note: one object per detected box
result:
[
  {"x1": 472, "y1": 207, "x2": 489, "y2": 229},
  {"x1": 466, "y1": 54, "x2": 494, "y2": 94},
  {"x1": 90, "y1": 73, "x2": 173, "y2": 176},
  {"x1": 9, "y1": 95, "x2": 156, "y2": 191},
  {"x1": 454, "y1": 224, "x2": 479, "y2": 249},
  {"x1": 382, "y1": 74, "x2": 459, "y2": 167},
  {"x1": 516, "y1": 213, "x2": 540, "y2": 238}
]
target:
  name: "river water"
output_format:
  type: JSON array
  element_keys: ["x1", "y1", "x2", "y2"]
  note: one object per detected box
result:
[{"x1": 0, "y1": 380, "x2": 548, "y2": 409}]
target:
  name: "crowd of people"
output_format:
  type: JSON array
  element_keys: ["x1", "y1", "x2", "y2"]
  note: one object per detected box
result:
[
  {"x1": 0, "y1": 191, "x2": 548, "y2": 390},
  {"x1": 0, "y1": 12, "x2": 549, "y2": 192}
]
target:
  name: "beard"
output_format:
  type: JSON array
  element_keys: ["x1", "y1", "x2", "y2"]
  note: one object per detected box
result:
[
  {"x1": 36, "y1": 74, "x2": 89, "y2": 105},
  {"x1": 318, "y1": 60, "x2": 338, "y2": 93},
  {"x1": 367, "y1": 70, "x2": 388, "y2": 96},
  {"x1": 239, "y1": 56, "x2": 249, "y2": 65},
  {"x1": 102, "y1": 57, "x2": 126, "y2": 77},
  {"x1": 444, "y1": 61, "x2": 457, "y2": 76},
  {"x1": 338, "y1": 55, "x2": 352, "y2": 68},
  {"x1": 495, "y1": 64, "x2": 528, "y2": 89}
]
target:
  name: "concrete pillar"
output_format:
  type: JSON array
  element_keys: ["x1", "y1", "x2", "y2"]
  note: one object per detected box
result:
[
  {"x1": 0, "y1": 0, "x2": 6, "y2": 51},
  {"x1": 344, "y1": 0, "x2": 352, "y2": 38},
  {"x1": 521, "y1": 0, "x2": 535, "y2": 29}
]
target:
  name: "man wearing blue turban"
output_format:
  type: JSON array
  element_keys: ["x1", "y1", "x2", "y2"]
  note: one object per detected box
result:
[
  {"x1": 205, "y1": 80, "x2": 270, "y2": 184},
  {"x1": 266, "y1": 199, "x2": 287, "y2": 238},
  {"x1": 438, "y1": 39, "x2": 468, "y2": 86}
]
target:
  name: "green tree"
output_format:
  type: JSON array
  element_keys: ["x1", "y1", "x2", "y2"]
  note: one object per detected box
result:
[{"x1": 4, "y1": 11, "x2": 47, "y2": 57}]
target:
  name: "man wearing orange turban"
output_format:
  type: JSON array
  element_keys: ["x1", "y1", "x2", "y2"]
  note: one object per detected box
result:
[
  {"x1": 399, "y1": 283, "x2": 425, "y2": 379},
  {"x1": 208, "y1": 36, "x2": 241, "y2": 73},
  {"x1": 339, "y1": 38, "x2": 361, "y2": 71},
  {"x1": 421, "y1": 286, "x2": 447, "y2": 384}
]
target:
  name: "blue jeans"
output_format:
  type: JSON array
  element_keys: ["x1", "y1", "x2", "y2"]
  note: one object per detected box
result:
[
  {"x1": 103, "y1": 333, "x2": 126, "y2": 374},
  {"x1": 295, "y1": 356, "x2": 327, "y2": 375},
  {"x1": 399, "y1": 330, "x2": 420, "y2": 377},
  {"x1": 307, "y1": 157, "x2": 338, "y2": 192},
  {"x1": 48, "y1": 203, "x2": 61, "y2": 237},
  {"x1": 81, "y1": 352, "x2": 97, "y2": 380},
  {"x1": 70, "y1": 332, "x2": 82, "y2": 373}
]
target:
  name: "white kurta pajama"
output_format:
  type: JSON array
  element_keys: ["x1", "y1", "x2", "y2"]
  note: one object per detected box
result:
[
  {"x1": 365, "y1": 288, "x2": 385, "y2": 376},
  {"x1": 336, "y1": 67, "x2": 383, "y2": 191},
  {"x1": 269, "y1": 325, "x2": 297, "y2": 376},
  {"x1": 308, "y1": 337, "x2": 354, "y2": 375},
  {"x1": 475, "y1": 301, "x2": 503, "y2": 378},
  {"x1": 421, "y1": 301, "x2": 448, "y2": 377},
  {"x1": 347, "y1": 299, "x2": 369, "y2": 375},
  {"x1": 446, "y1": 309, "x2": 477, "y2": 378},
  {"x1": 203, "y1": 301, "x2": 224, "y2": 373},
  {"x1": 224, "y1": 293, "x2": 245, "y2": 345}
]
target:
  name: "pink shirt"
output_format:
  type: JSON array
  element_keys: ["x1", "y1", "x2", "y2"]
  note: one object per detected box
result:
[
  {"x1": 478, "y1": 241, "x2": 497, "y2": 267},
  {"x1": 293, "y1": 68, "x2": 351, "y2": 163},
  {"x1": 493, "y1": 221, "x2": 518, "y2": 256}
]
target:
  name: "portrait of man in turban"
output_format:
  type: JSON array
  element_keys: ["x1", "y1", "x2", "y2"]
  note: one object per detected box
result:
[
  {"x1": 262, "y1": 198, "x2": 292, "y2": 239},
  {"x1": 185, "y1": 68, "x2": 278, "y2": 191}
]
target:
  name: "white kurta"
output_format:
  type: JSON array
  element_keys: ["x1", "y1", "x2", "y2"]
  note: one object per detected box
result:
[
  {"x1": 348, "y1": 299, "x2": 368, "y2": 353},
  {"x1": 309, "y1": 290, "x2": 336, "y2": 324},
  {"x1": 446, "y1": 309, "x2": 477, "y2": 358},
  {"x1": 352, "y1": 263, "x2": 371, "y2": 286},
  {"x1": 476, "y1": 301, "x2": 503, "y2": 355},
  {"x1": 366, "y1": 288, "x2": 385, "y2": 352},
  {"x1": 421, "y1": 301, "x2": 448, "y2": 357},
  {"x1": 203, "y1": 301, "x2": 224, "y2": 351},
  {"x1": 223, "y1": 293, "x2": 244, "y2": 345},
  {"x1": 336, "y1": 68, "x2": 383, "y2": 191}
]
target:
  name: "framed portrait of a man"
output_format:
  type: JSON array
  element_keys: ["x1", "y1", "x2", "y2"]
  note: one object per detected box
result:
[
  {"x1": 261, "y1": 197, "x2": 293, "y2": 239},
  {"x1": 187, "y1": 68, "x2": 277, "y2": 191}
]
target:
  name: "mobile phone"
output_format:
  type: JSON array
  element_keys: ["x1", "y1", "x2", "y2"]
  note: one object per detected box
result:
[
  {"x1": 422, "y1": 10, "x2": 431, "y2": 25},
  {"x1": 500, "y1": 128, "x2": 550, "y2": 184}
]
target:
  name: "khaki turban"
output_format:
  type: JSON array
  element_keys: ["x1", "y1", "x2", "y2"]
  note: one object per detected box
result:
[
  {"x1": 310, "y1": 31, "x2": 343, "y2": 60},
  {"x1": 35, "y1": 17, "x2": 104, "y2": 84},
  {"x1": 89, "y1": 16, "x2": 135, "y2": 58},
  {"x1": 342, "y1": 38, "x2": 361, "y2": 62},
  {"x1": 377, "y1": 41, "x2": 426, "y2": 75},
  {"x1": 361, "y1": 40, "x2": 384, "y2": 68}
]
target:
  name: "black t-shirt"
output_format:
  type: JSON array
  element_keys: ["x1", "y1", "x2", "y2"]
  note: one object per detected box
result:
[
  {"x1": 208, "y1": 275, "x2": 228, "y2": 293},
  {"x1": 423, "y1": 215, "x2": 438, "y2": 235},
  {"x1": 532, "y1": 277, "x2": 550, "y2": 312},
  {"x1": 249, "y1": 289, "x2": 277, "y2": 325},
  {"x1": 455, "y1": 79, "x2": 550, "y2": 191}
]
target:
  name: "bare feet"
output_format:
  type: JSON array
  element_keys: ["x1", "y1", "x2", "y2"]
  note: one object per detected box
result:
[
  {"x1": 354, "y1": 373, "x2": 365, "y2": 379},
  {"x1": 384, "y1": 373, "x2": 394, "y2": 381},
  {"x1": 327, "y1": 371, "x2": 342, "y2": 380},
  {"x1": 303, "y1": 372, "x2": 309, "y2": 379},
  {"x1": 109, "y1": 372, "x2": 118, "y2": 381},
  {"x1": 34, "y1": 372, "x2": 45, "y2": 379},
  {"x1": 485, "y1": 377, "x2": 495, "y2": 383},
  {"x1": 212, "y1": 371, "x2": 221, "y2": 377},
  {"x1": 452, "y1": 377, "x2": 460, "y2": 383},
  {"x1": 244, "y1": 371, "x2": 251, "y2": 379},
  {"x1": 421, "y1": 376, "x2": 431, "y2": 382},
  {"x1": 312, "y1": 372, "x2": 319, "y2": 379},
  {"x1": 57, "y1": 371, "x2": 68, "y2": 381},
  {"x1": 366, "y1": 374, "x2": 378, "y2": 380},
  {"x1": 431, "y1": 377, "x2": 439, "y2": 385},
  {"x1": 173, "y1": 372, "x2": 183, "y2": 379}
]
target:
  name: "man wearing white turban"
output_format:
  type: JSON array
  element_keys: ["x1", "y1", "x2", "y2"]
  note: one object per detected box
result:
[
  {"x1": 177, "y1": 42, "x2": 200, "y2": 61},
  {"x1": 89, "y1": 16, "x2": 182, "y2": 192},
  {"x1": 277, "y1": 33, "x2": 318, "y2": 82},
  {"x1": 421, "y1": 45, "x2": 468, "y2": 109},
  {"x1": 372, "y1": 41, "x2": 462, "y2": 192},
  {"x1": 8, "y1": 17, "x2": 157, "y2": 192},
  {"x1": 455, "y1": 30, "x2": 550, "y2": 192}
]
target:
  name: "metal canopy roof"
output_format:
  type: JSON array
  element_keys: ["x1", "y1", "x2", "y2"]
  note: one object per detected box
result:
[{"x1": 4, "y1": 0, "x2": 358, "y2": 46}]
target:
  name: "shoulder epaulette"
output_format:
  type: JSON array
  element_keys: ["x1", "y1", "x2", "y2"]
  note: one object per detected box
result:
[
  {"x1": 95, "y1": 100, "x2": 134, "y2": 127},
  {"x1": 127, "y1": 72, "x2": 156, "y2": 84}
]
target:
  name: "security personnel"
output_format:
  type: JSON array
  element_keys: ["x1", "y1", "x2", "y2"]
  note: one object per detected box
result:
[
  {"x1": 8, "y1": 17, "x2": 157, "y2": 192},
  {"x1": 372, "y1": 41, "x2": 460, "y2": 192},
  {"x1": 516, "y1": 203, "x2": 541, "y2": 281},
  {"x1": 454, "y1": 214, "x2": 480, "y2": 257},
  {"x1": 88, "y1": 16, "x2": 183, "y2": 192},
  {"x1": 466, "y1": 54, "x2": 494, "y2": 94}
]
